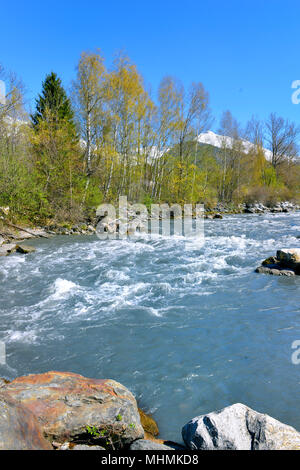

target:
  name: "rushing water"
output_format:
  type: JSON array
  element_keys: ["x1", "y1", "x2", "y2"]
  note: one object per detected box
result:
[{"x1": 1, "y1": 212, "x2": 300, "y2": 442}]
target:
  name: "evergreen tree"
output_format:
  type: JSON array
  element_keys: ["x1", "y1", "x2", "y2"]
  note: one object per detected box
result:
[{"x1": 31, "y1": 72, "x2": 75, "y2": 129}]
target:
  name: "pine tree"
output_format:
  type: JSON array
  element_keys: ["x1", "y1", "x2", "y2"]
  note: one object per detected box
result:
[{"x1": 31, "y1": 72, "x2": 75, "y2": 129}]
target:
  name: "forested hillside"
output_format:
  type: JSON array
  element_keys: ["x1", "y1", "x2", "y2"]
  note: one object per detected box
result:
[{"x1": 0, "y1": 52, "x2": 299, "y2": 224}]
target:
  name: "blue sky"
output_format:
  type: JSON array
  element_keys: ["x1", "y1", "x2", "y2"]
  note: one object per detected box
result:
[{"x1": 1, "y1": 0, "x2": 300, "y2": 130}]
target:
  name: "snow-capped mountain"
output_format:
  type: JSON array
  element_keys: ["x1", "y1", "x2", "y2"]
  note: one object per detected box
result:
[{"x1": 197, "y1": 130, "x2": 272, "y2": 161}]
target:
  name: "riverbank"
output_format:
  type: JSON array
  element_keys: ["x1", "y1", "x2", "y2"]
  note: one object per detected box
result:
[
  {"x1": 1, "y1": 371, "x2": 300, "y2": 450},
  {"x1": 1, "y1": 200, "x2": 299, "y2": 255}
]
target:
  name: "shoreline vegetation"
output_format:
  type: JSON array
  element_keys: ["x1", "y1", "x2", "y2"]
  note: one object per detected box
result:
[
  {"x1": 1, "y1": 371, "x2": 300, "y2": 450},
  {"x1": 1, "y1": 52, "x2": 300, "y2": 230}
]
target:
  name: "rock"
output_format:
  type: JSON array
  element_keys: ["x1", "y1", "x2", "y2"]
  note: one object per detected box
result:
[
  {"x1": 72, "y1": 444, "x2": 105, "y2": 450},
  {"x1": 262, "y1": 256, "x2": 278, "y2": 266},
  {"x1": 58, "y1": 442, "x2": 105, "y2": 450},
  {"x1": 138, "y1": 409, "x2": 159, "y2": 437},
  {"x1": 213, "y1": 214, "x2": 223, "y2": 219},
  {"x1": 16, "y1": 244, "x2": 36, "y2": 254},
  {"x1": 255, "y1": 266, "x2": 295, "y2": 276},
  {"x1": 277, "y1": 249, "x2": 300, "y2": 273},
  {"x1": 0, "y1": 243, "x2": 17, "y2": 256},
  {"x1": 0, "y1": 236, "x2": 4, "y2": 246},
  {"x1": 1, "y1": 371, "x2": 144, "y2": 448},
  {"x1": 0, "y1": 392, "x2": 52, "y2": 450},
  {"x1": 182, "y1": 403, "x2": 300, "y2": 450},
  {"x1": 130, "y1": 439, "x2": 174, "y2": 450}
]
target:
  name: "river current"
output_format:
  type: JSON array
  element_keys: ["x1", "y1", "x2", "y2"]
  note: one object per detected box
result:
[{"x1": 1, "y1": 212, "x2": 300, "y2": 442}]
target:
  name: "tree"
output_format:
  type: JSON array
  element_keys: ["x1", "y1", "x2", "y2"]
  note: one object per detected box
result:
[
  {"x1": 265, "y1": 113, "x2": 300, "y2": 171},
  {"x1": 0, "y1": 64, "x2": 25, "y2": 120},
  {"x1": 72, "y1": 51, "x2": 107, "y2": 203},
  {"x1": 31, "y1": 72, "x2": 75, "y2": 130},
  {"x1": 30, "y1": 73, "x2": 82, "y2": 218}
]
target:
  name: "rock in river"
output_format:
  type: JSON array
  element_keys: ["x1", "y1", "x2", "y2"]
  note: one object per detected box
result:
[
  {"x1": 182, "y1": 403, "x2": 300, "y2": 450},
  {"x1": 16, "y1": 244, "x2": 36, "y2": 254},
  {"x1": 276, "y1": 249, "x2": 300, "y2": 273},
  {"x1": 1, "y1": 371, "x2": 144, "y2": 448}
]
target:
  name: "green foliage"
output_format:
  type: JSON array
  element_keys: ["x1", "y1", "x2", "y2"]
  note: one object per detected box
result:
[
  {"x1": 1, "y1": 58, "x2": 299, "y2": 227},
  {"x1": 31, "y1": 72, "x2": 75, "y2": 131}
]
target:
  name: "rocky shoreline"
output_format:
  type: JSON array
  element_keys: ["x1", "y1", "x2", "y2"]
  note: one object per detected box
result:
[
  {"x1": 1, "y1": 200, "x2": 299, "y2": 257},
  {"x1": 0, "y1": 371, "x2": 300, "y2": 450}
]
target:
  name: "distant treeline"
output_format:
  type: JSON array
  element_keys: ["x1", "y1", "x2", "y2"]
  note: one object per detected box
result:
[{"x1": 0, "y1": 52, "x2": 299, "y2": 224}]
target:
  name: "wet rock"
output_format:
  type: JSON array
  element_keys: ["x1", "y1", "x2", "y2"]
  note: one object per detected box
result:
[
  {"x1": 182, "y1": 403, "x2": 300, "y2": 450},
  {"x1": 213, "y1": 213, "x2": 223, "y2": 219},
  {"x1": 130, "y1": 439, "x2": 174, "y2": 450},
  {"x1": 2, "y1": 371, "x2": 144, "y2": 448},
  {"x1": 0, "y1": 392, "x2": 52, "y2": 450},
  {"x1": 138, "y1": 409, "x2": 159, "y2": 437},
  {"x1": 255, "y1": 266, "x2": 295, "y2": 276},
  {"x1": 16, "y1": 244, "x2": 36, "y2": 254},
  {"x1": 262, "y1": 256, "x2": 278, "y2": 266}
]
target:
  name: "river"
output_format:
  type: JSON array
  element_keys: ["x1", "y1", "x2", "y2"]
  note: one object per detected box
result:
[{"x1": 1, "y1": 212, "x2": 300, "y2": 442}]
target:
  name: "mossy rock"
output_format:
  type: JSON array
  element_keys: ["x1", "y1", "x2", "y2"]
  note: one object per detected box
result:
[{"x1": 138, "y1": 409, "x2": 159, "y2": 437}]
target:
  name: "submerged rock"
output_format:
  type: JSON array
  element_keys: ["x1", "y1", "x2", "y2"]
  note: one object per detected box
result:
[
  {"x1": 138, "y1": 409, "x2": 159, "y2": 437},
  {"x1": 1, "y1": 371, "x2": 144, "y2": 448},
  {"x1": 182, "y1": 403, "x2": 300, "y2": 450},
  {"x1": 0, "y1": 392, "x2": 52, "y2": 450}
]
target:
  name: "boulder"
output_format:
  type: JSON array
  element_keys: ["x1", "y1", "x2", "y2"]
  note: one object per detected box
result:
[
  {"x1": 182, "y1": 403, "x2": 300, "y2": 450},
  {"x1": 277, "y1": 249, "x2": 300, "y2": 273},
  {"x1": 2, "y1": 371, "x2": 144, "y2": 448},
  {"x1": 130, "y1": 439, "x2": 174, "y2": 450},
  {"x1": 16, "y1": 244, "x2": 36, "y2": 254},
  {"x1": 0, "y1": 392, "x2": 52, "y2": 450}
]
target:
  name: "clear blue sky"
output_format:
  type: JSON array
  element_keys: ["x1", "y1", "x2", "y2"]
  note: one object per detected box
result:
[{"x1": 1, "y1": 0, "x2": 300, "y2": 129}]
